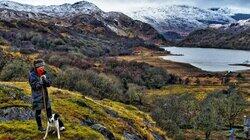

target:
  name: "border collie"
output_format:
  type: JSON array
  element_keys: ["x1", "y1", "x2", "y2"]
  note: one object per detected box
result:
[{"x1": 43, "y1": 113, "x2": 64, "y2": 139}]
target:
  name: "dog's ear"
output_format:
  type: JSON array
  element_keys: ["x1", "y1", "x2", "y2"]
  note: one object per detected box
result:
[{"x1": 54, "y1": 113, "x2": 60, "y2": 120}]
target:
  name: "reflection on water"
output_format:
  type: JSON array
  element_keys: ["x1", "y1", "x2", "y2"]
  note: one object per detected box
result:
[{"x1": 161, "y1": 47, "x2": 250, "y2": 72}]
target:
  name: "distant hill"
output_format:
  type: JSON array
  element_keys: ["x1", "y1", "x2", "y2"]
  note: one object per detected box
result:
[
  {"x1": 178, "y1": 19, "x2": 250, "y2": 50},
  {"x1": 0, "y1": 0, "x2": 171, "y2": 57}
]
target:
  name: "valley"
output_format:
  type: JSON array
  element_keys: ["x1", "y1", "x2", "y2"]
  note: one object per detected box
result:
[{"x1": 0, "y1": 0, "x2": 249, "y2": 140}]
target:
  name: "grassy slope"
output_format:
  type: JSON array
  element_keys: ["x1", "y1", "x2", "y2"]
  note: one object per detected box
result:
[
  {"x1": 0, "y1": 82, "x2": 167, "y2": 140},
  {"x1": 146, "y1": 84, "x2": 226, "y2": 101}
]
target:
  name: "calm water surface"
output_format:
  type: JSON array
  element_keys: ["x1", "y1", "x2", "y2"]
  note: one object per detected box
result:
[{"x1": 161, "y1": 47, "x2": 250, "y2": 72}]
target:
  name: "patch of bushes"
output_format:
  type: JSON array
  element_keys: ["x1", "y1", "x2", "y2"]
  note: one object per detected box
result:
[
  {"x1": 0, "y1": 49, "x2": 8, "y2": 70},
  {"x1": 0, "y1": 37, "x2": 8, "y2": 46},
  {"x1": 104, "y1": 59, "x2": 173, "y2": 89},
  {"x1": 42, "y1": 52, "x2": 92, "y2": 69},
  {"x1": 152, "y1": 93, "x2": 199, "y2": 137},
  {"x1": 53, "y1": 67, "x2": 126, "y2": 100},
  {"x1": 0, "y1": 60, "x2": 31, "y2": 81},
  {"x1": 124, "y1": 83, "x2": 144, "y2": 105},
  {"x1": 151, "y1": 86, "x2": 247, "y2": 139}
]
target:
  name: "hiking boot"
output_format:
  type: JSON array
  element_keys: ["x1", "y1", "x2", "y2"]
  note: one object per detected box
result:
[{"x1": 38, "y1": 126, "x2": 46, "y2": 132}]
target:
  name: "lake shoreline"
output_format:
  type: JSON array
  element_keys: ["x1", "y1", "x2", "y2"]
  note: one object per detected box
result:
[
  {"x1": 162, "y1": 46, "x2": 250, "y2": 72},
  {"x1": 229, "y1": 64, "x2": 250, "y2": 67},
  {"x1": 116, "y1": 47, "x2": 250, "y2": 86},
  {"x1": 174, "y1": 44, "x2": 250, "y2": 51}
]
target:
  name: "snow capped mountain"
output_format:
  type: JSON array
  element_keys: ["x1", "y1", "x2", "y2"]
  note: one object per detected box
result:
[
  {"x1": 125, "y1": 5, "x2": 236, "y2": 38},
  {"x1": 0, "y1": 0, "x2": 169, "y2": 46},
  {"x1": 209, "y1": 7, "x2": 234, "y2": 16},
  {"x1": 0, "y1": 0, "x2": 102, "y2": 17},
  {"x1": 0, "y1": 0, "x2": 169, "y2": 45}
]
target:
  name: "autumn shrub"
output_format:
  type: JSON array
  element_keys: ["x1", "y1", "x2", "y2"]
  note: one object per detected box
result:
[
  {"x1": 104, "y1": 59, "x2": 173, "y2": 89},
  {"x1": 151, "y1": 93, "x2": 199, "y2": 136},
  {"x1": 0, "y1": 60, "x2": 30, "y2": 81},
  {"x1": 151, "y1": 87, "x2": 247, "y2": 139},
  {"x1": 43, "y1": 52, "x2": 91, "y2": 69},
  {"x1": 0, "y1": 49, "x2": 8, "y2": 70},
  {"x1": 53, "y1": 67, "x2": 126, "y2": 100}
]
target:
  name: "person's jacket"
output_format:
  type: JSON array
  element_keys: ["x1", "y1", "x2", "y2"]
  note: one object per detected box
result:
[{"x1": 28, "y1": 68, "x2": 51, "y2": 110}]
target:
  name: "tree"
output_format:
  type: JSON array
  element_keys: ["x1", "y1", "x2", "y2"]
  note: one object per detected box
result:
[
  {"x1": 196, "y1": 97, "x2": 222, "y2": 140},
  {"x1": 196, "y1": 87, "x2": 246, "y2": 139},
  {"x1": 218, "y1": 86, "x2": 246, "y2": 129},
  {"x1": 125, "y1": 83, "x2": 144, "y2": 105},
  {"x1": 151, "y1": 93, "x2": 199, "y2": 137}
]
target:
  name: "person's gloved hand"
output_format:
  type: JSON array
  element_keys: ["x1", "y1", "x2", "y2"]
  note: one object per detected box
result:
[
  {"x1": 41, "y1": 75, "x2": 46, "y2": 80},
  {"x1": 40, "y1": 75, "x2": 48, "y2": 85}
]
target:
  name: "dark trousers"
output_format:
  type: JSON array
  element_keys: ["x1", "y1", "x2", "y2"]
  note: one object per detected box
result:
[{"x1": 35, "y1": 107, "x2": 64, "y2": 128}]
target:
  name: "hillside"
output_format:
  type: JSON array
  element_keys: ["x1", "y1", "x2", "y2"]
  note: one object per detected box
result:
[
  {"x1": 0, "y1": 82, "x2": 168, "y2": 140},
  {"x1": 0, "y1": 1, "x2": 249, "y2": 140},
  {"x1": 0, "y1": 0, "x2": 170, "y2": 46},
  {"x1": 178, "y1": 19, "x2": 250, "y2": 50}
]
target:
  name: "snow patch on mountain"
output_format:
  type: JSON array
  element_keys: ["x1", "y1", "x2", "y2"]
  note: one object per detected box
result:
[
  {"x1": 209, "y1": 19, "x2": 250, "y2": 31},
  {"x1": 0, "y1": 0, "x2": 102, "y2": 16},
  {"x1": 125, "y1": 5, "x2": 236, "y2": 36}
]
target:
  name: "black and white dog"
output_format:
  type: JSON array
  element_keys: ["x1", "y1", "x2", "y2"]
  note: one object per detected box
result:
[{"x1": 43, "y1": 113, "x2": 65, "y2": 140}]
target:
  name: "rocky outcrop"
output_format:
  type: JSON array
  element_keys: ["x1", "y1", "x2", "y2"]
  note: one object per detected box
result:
[
  {"x1": 0, "y1": 107, "x2": 34, "y2": 121},
  {"x1": 81, "y1": 118, "x2": 115, "y2": 140},
  {"x1": 91, "y1": 124, "x2": 115, "y2": 140},
  {"x1": 0, "y1": 84, "x2": 34, "y2": 121},
  {"x1": 123, "y1": 131, "x2": 142, "y2": 140}
]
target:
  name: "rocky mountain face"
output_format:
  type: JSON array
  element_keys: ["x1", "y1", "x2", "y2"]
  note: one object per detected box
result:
[
  {"x1": 125, "y1": 5, "x2": 236, "y2": 41},
  {"x1": 0, "y1": 0, "x2": 169, "y2": 45},
  {"x1": 178, "y1": 19, "x2": 250, "y2": 50}
]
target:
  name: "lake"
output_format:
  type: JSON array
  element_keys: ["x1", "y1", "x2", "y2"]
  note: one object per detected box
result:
[{"x1": 161, "y1": 47, "x2": 250, "y2": 72}]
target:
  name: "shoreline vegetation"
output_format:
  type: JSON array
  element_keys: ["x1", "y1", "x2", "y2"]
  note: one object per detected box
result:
[{"x1": 229, "y1": 64, "x2": 250, "y2": 67}]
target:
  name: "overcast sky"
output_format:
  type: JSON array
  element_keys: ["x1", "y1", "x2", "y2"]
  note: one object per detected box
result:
[{"x1": 10, "y1": 0, "x2": 250, "y2": 13}]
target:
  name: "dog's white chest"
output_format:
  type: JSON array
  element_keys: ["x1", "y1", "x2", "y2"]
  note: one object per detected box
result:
[{"x1": 43, "y1": 114, "x2": 61, "y2": 140}]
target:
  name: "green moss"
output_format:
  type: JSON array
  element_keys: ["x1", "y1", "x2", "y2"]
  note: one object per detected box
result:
[{"x1": 0, "y1": 82, "x2": 168, "y2": 140}]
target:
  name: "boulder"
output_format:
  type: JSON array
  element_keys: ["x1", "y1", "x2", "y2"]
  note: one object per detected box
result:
[
  {"x1": 152, "y1": 132, "x2": 165, "y2": 140},
  {"x1": 0, "y1": 107, "x2": 34, "y2": 121},
  {"x1": 81, "y1": 117, "x2": 96, "y2": 126},
  {"x1": 123, "y1": 131, "x2": 142, "y2": 140},
  {"x1": 91, "y1": 124, "x2": 115, "y2": 140},
  {"x1": 105, "y1": 108, "x2": 118, "y2": 118}
]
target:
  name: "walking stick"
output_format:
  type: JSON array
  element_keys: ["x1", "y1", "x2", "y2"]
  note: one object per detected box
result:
[{"x1": 41, "y1": 78, "x2": 49, "y2": 121}]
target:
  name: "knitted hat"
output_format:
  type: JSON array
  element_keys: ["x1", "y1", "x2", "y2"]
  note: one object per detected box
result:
[{"x1": 33, "y1": 59, "x2": 45, "y2": 68}]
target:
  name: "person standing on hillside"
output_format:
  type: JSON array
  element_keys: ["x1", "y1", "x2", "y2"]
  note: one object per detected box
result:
[{"x1": 28, "y1": 59, "x2": 64, "y2": 132}]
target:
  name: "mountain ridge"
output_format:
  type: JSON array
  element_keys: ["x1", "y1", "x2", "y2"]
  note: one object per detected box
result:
[
  {"x1": 125, "y1": 5, "x2": 236, "y2": 40},
  {"x1": 178, "y1": 19, "x2": 250, "y2": 50},
  {"x1": 0, "y1": 0, "x2": 170, "y2": 45}
]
